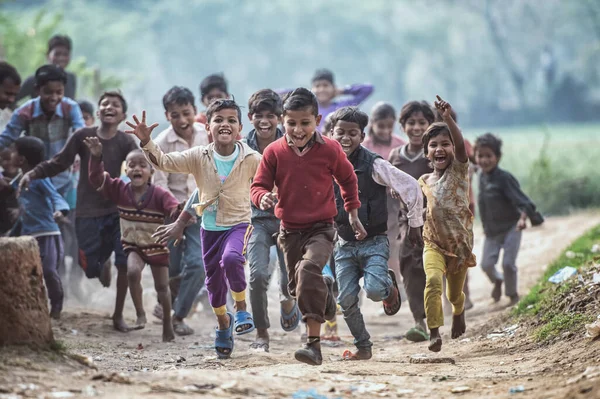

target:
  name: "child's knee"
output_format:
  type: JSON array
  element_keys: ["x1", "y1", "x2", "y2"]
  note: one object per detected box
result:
[
  {"x1": 154, "y1": 281, "x2": 169, "y2": 296},
  {"x1": 127, "y1": 268, "x2": 142, "y2": 282},
  {"x1": 363, "y1": 281, "x2": 388, "y2": 302},
  {"x1": 425, "y1": 273, "x2": 443, "y2": 295},
  {"x1": 222, "y1": 251, "x2": 244, "y2": 270},
  {"x1": 338, "y1": 291, "x2": 358, "y2": 311}
]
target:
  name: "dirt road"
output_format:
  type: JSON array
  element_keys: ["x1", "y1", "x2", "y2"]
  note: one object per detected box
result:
[{"x1": 2, "y1": 211, "x2": 600, "y2": 398}]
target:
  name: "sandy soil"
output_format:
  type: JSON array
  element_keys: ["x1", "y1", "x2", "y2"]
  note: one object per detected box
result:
[{"x1": 2, "y1": 211, "x2": 600, "y2": 399}]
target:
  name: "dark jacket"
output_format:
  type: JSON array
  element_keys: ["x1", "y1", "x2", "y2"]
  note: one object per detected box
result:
[{"x1": 334, "y1": 146, "x2": 387, "y2": 241}]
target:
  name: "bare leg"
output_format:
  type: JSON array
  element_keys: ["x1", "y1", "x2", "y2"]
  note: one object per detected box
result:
[
  {"x1": 217, "y1": 313, "x2": 230, "y2": 330},
  {"x1": 112, "y1": 267, "x2": 130, "y2": 332},
  {"x1": 127, "y1": 252, "x2": 147, "y2": 329},
  {"x1": 151, "y1": 265, "x2": 175, "y2": 342}
]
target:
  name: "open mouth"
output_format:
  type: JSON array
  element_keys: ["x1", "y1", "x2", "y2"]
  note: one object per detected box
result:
[
  {"x1": 341, "y1": 143, "x2": 353, "y2": 152},
  {"x1": 218, "y1": 128, "x2": 232, "y2": 136},
  {"x1": 434, "y1": 155, "x2": 447, "y2": 164},
  {"x1": 131, "y1": 172, "x2": 143, "y2": 180},
  {"x1": 258, "y1": 126, "x2": 272, "y2": 135}
]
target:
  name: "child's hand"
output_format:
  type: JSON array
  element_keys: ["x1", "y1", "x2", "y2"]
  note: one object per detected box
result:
[
  {"x1": 390, "y1": 189, "x2": 400, "y2": 199},
  {"x1": 260, "y1": 192, "x2": 277, "y2": 210},
  {"x1": 83, "y1": 137, "x2": 103, "y2": 158},
  {"x1": 53, "y1": 211, "x2": 67, "y2": 223},
  {"x1": 348, "y1": 210, "x2": 367, "y2": 240},
  {"x1": 408, "y1": 226, "x2": 424, "y2": 248},
  {"x1": 125, "y1": 111, "x2": 159, "y2": 146},
  {"x1": 434, "y1": 95, "x2": 453, "y2": 121},
  {"x1": 16, "y1": 171, "x2": 34, "y2": 197},
  {"x1": 517, "y1": 218, "x2": 527, "y2": 231},
  {"x1": 153, "y1": 220, "x2": 186, "y2": 246}
]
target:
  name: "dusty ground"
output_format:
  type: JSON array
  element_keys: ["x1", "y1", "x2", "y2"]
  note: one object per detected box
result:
[{"x1": 2, "y1": 211, "x2": 600, "y2": 399}]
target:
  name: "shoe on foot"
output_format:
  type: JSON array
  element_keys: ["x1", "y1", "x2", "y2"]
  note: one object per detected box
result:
[
  {"x1": 342, "y1": 347, "x2": 372, "y2": 360},
  {"x1": 491, "y1": 280, "x2": 502, "y2": 302},
  {"x1": 508, "y1": 295, "x2": 520, "y2": 306},
  {"x1": 294, "y1": 342, "x2": 323, "y2": 366}
]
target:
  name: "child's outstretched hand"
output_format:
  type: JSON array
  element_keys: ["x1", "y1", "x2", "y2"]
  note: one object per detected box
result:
[
  {"x1": 434, "y1": 95, "x2": 453, "y2": 121},
  {"x1": 260, "y1": 192, "x2": 278, "y2": 210},
  {"x1": 153, "y1": 220, "x2": 186, "y2": 247},
  {"x1": 83, "y1": 136, "x2": 103, "y2": 158},
  {"x1": 125, "y1": 111, "x2": 159, "y2": 146}
]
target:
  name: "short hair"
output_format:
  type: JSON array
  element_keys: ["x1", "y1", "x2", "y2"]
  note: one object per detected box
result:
[
  {"x1": 98, "y1": 91, "x2": 128, "y2": 114},
  {"x1": 248, "y1": 89, "x2": 283, "y2": 116},
  {"x1": 322, "y1": 113, "x2": 335, "y2": 135},
  {"x1": 200, "y1": 74, "x2": 228, "y2": 100},
  {"x1": 206, "y1": 99, "x2": 242, "y2": 123},
  {"x1": 329, "y1": 106, "x2": 369, "y2": 132},
  {"x1": 312, "y1": 68, "x2": 335, "y2": 85},
  {"x1": 475, "y1": 132, "x2": 502, "y2": 158},
  {"x1": 0, "y1": 62, "x2": 21, "y2": 86},
  {"x1": 15, "y1": 136, "x2": 45, "y2": 167},
  {"x1": 399, "y1": 101, "x2": 436, "y2": 127},
  {"x1": 78, "y1": 100, "x2": 94, "y2": 116},
  {"x1": 47, "y1": 34, "x2": 72, "y2": 53},
  {"x1": 34, "y1": 64, "x2": 67, "y2": 87},
  {"x1": 126, "y1": 148, "x2": 145, "y2": 160},
  {"x1": 282, "y1": 88, "x2": 319, "y2": 116},
  {"x1": 162, "y1": 86, "x2": 196, "y2": 112},
  {"x1": 422, "y1": 122, "x2": 453, "y2": 156},
  {"x1": 370, "y1": 102, "x2": 396, "y2": 122}
]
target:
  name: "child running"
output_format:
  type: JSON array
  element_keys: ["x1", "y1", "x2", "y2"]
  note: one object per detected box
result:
[
  {"x1": 251, "y1": 88, "x2": 366, "y2": 366},
  {"x1": 11, "y1": 137, "x2": 68, "y2": 319},
  {"x1": 85, "y1": 137, "x2": 178, "y2": 341},
  {"x1": 329, "y1": 106, "x2": 423, "y2": 360},
  {"x1": 128, "y1": 100, "x2": 260, "y2": 359},
  {"x1": 388, "y1": 100, "x2": 436, "y2": 342},
  {"x1": 419, "y1": 95, "x2": 476, "y2": 352},
  {"x1": 475, "y1": 133, "x2": 544, "y2": 305}
]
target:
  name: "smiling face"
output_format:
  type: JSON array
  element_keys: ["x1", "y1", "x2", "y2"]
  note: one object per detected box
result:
[
  {"x1": 475, "y1": 145, "x2": 499, "y2": 174},
  {"x1": 249, "y1": 110, "x2": 281, "y2": 141},
  {"x1": 97, "y1": 95, "x2": 125, "y2": 126},
  {"x1": 283, "y1": 107, "x2": 321, "y2": 148},
  {"x1": 206, "y1": 108, "x2": 241, "y2": 148},
  {"x1": 125, "y1": 152, "x2": 152, "y2": 188},
  {"x1": 166, "y1": 102, "x2": 197, "y2": 139},
  {"x1": 402, "y1": 111, "x2": 431, "y2": 148},
  {"x1": 332, "y1": 120, "x2": 364, "y2": 157},
  {"x1": 0, "y1": 147, "x2": 18, "y2": 177},
  {"x1": 39, "y1": 81, "x2": 64, "y2": 115},
  {"x1": 426, "y1": 132, "x2": 455, "y2": 171},
  {"x1": 47, "y1": 45, "x2": 71, "y2": 70}
]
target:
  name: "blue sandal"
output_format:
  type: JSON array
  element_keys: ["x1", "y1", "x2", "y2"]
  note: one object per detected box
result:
[
  {"x1": 280, "y1": 300, "x2": 301, "y2": 332},
  {"x1": 234, "y1": 310, "x2": 256, "y2": 335},
  {"x1": 215, "y1": 312, "x2": 234, "y2": 359}
]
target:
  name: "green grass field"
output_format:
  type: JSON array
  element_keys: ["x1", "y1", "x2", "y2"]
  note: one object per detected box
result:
[{"x1": 463, "y1": 123, "x2": 600, "y2": 215}]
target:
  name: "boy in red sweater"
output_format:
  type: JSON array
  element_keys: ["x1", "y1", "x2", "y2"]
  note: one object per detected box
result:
[{"x1": 251, "y1": 88, "x2": 367, "y2": 366}]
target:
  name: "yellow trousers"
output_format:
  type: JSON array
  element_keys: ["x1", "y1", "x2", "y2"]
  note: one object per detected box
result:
[{"x1": 423, "y1": 243, "x2": 468, "y2": 329}]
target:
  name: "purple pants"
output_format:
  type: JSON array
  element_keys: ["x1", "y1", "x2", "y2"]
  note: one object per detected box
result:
[
  {"x1": 36, "y1": 235, "x2": 65, "y2": 313},
  {"x1": 201, "y1": 223, "x2": 252, "y2": 308}
]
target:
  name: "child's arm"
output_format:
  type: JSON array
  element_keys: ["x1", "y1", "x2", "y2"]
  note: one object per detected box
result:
[
  {"x1": 84, "y1": 137, "x2": 125, "y2": 204},
  {"x1": 159, "y1": 187, "x2": 182, "y2": 220},
  {"x1": 434, "y1": 95, "x2": 467, "y2": 163},
  {"x1": 372, "y1": 158, "x2": 424, "y2": 228},
  {"x1": 152, "y1": 189, "x2": 198, "y2": 247},
  {"x1": 250, "y1": 149, "x2": 277, "y2": 210},
  {"x1": 0, "y1": 109, "x2": 28, "y2": 149},
  {"x1": 337, "y1": 83, "x2": 374, "y2": 107},
  {"x1": 502, "y1": 171, "x2": 544, "y2": 228}
]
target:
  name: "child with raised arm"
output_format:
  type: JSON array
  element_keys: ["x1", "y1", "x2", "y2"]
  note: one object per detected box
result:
[
  {"x1": 251, "y1": 88, "x2": 366, "y2": 366},
  {"x1": 85, "y1": 137, "x2": 178, "y2": 341},
  {"x1": 329, "y1": 106, "x2": 423, "y2": 360},
  {"x1": 128, "y1": 100, "x2": 261, "y2": 359},
  {"x1": 475, "y1": 133, "x2": 544, "y2": 305},
  {"x1": 419, "y1": 96, "x2": 476, "y2": 353}
]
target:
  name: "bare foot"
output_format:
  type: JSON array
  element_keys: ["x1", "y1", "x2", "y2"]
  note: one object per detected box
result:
[
  {"x1": 163, "y1": 324, "x2": 175, "y2": 342},
  {"x1": 113, "y1": 316, "x2": 131, "y2": 333},
  {"x1": 428, "y1": 328, "x2": 442, "y2": 352},
  {"x1": 132, "y1": 313, "x2": 147, "y2": 330},
  {"x1": 451, "y1": 311, "x2": 466, "y2": 339},
  {"x1": 99, "y1": 260, "x2": 112, "y2": 288}
]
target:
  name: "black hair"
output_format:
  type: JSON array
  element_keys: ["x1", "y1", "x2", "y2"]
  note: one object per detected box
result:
[
  {"x1": 0, "y1": 62, "x2": 21, "y2": 86},
  {"x1": 206, "y1": 99, "x2": 242, "y2": 123},
  {"x1": 248, "y1": 89, "x2": 283, "y2": 116},
  {"x1": 162, "y1": 86, "x2": 196, "y2": 112},
  {"x1": 329, "y1": 106, "x2": 368, "y2": 132},
  {"x1": 312, "y1": 68, "x2": 335, "y2": 85},
  {"x1": 47, "y1": 34, "x2": 72, "y2": 53},
  {"x1": 282, "y1": 88, "x2": 319, "y2": 117},
  {"x1": 34, "y1": 64, "x2": 67, "y2": 88},
  {"x1": 399, "y1": 101, "x2": 436, "y2": 127},
  {"x1": 322, "y1": 113, "x2": 335, "y2": 135},
  {"x1": 200, "y1": 74, "x2": 228, "y2": 100},
  {"x1": 422, "y1": 122, "x2": 453, "y2": 156},
  {"x1": 475, "y1": 132, "x2": 502, "y2": 158},
  {"x1": 78, "y1": 100, "x2": 94, "y2": 116},
  {"x1": 367, "y1": 102, "x2": 396, "y2": 137},
  {"x1": 15, "y1": 136, "x2": 45, "y2": 167},
  {"x1": 98, "y1": 91, "x2": 128, "y2": 114}
]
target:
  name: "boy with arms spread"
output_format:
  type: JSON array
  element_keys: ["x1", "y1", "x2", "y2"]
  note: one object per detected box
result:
[{"x1": 251, "y1": 88, "x2": 366, "y2": 366}]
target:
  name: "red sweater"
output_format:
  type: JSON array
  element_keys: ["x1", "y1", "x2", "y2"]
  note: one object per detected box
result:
[{"x1": 251, "y1": 135, "x2": 360, "y2": 230}]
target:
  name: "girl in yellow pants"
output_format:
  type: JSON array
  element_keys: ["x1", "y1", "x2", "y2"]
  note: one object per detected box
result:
[{"x1": 418, "y1": 96, "x2": 477, "y2": 353}]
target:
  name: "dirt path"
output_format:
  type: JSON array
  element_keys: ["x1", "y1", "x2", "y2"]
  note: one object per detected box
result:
[{"x1": 2, "y1": 211, "x2": 600, "y2": 398}]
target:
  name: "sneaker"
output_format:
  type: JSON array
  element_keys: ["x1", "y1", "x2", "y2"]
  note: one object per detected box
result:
[{"x1": 294, "y1": 343, "x2": 323, "y2": 366}]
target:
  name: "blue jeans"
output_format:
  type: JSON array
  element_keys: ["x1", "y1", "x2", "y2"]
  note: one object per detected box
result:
[
  {"x1": 169, "y1": 217, "x2": 205, "y2": 319},
  {"x1": 247, "y1": 217, "x2": 291, "y2": 330},
  {"x1": 335, "y1": 235, "x2": 391, "y2": 349}
]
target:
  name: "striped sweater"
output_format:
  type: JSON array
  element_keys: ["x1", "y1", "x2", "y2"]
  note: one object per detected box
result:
[{"x1": 89, "y1": 155, "x2": 179, "y2": 266}]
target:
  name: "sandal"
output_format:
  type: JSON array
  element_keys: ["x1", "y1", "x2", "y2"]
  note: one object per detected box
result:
[
  {"x1": 249, "y1": 338, "x2": 269, "y2": 352},
  {"x1": 173, "y1": 321, "x2": 194, "y2": 336},
  {"x1": 215, "y1": 312, "x2": 234, "y2": 359},
  {"x1": 280, "y1": 300, "x2": 301, "y2": 332},
  {"x1": 383, "y1": 270, "x2": 401, "y2": 316},
  {"x1": 234, "y1": 310, "x2": 255, "y2": 335},
  {"x1": 322, "y1": 320, "x2": 340, "y2": 341},
  {"x1": 405, "y1": 326, "x2": 430, "y2": 342}
]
